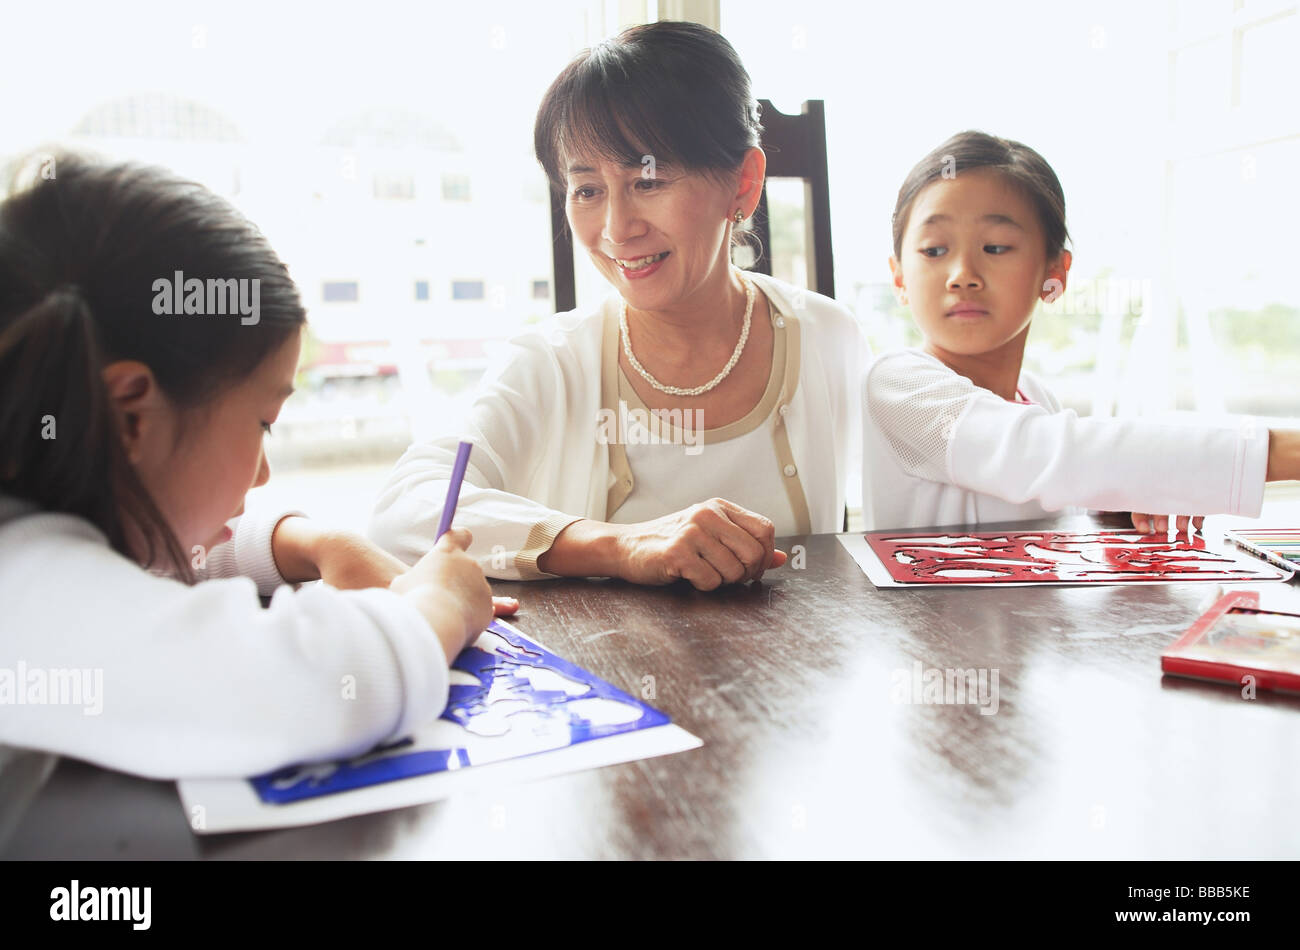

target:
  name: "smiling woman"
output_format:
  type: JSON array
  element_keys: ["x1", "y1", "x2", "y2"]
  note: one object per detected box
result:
[{"x1": 370, "y1": 21, "x2": 870, "y2": 592}]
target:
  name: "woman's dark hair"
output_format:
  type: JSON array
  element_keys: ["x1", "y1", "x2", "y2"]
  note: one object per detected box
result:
[
  {"x1": 0, "y1": 151, "x2": 306, "y2": 580},
  {"x1": 891, "y1": 130, "x2": 1070, "y2": 260},
  {"x1": 534, "y1": 20, "x2": 763, "y2": 193}
]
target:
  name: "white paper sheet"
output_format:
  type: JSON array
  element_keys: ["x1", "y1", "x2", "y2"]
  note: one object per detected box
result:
[{"x1": 176, "y1": 621, "x2": 701, "y2": 834}]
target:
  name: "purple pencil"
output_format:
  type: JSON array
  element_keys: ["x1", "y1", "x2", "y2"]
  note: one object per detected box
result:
[{"x1": 436, "y1": 441, "x2": 473, "y2": 540}]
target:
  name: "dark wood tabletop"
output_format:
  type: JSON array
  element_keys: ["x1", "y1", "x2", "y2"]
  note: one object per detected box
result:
[{"x1": 6, "y1": 516, "x2": 1300, "y2": 859}]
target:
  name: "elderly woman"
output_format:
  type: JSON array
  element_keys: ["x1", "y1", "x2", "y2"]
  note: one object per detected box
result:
[{"x1": 371, "y1": 21, "x2": 866, "y2": 590}]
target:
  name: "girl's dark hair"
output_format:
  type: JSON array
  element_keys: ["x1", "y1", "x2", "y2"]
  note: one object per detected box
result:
[
  {"x1": 0, "y1": 151, "x2": 306, "y2": 580},
  {"x1": 891, "y1": 130, "x2": 1070, "y2": 260},
  {"x1": 534, "y1": 20, "x2": 763, "y2": 193}
]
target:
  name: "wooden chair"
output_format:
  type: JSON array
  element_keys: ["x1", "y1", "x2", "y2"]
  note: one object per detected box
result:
[
  {"x1": 747, "y1": 98, "x2": 835, "y2": 298},
  {"x1": 547, "y1": 97, "x2": 834, "y2": 313}
]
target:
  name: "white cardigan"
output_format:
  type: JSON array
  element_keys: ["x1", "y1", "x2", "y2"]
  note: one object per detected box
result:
[
  {"x1": 862, "y1": 348, "x2": 1268, "y2": 530},
  {"x1": 0, "y1": 494, "x2": 450, "y2": 783},
  {"x1": 371, "y1": 273, "x2": 867, "y2": 578}
]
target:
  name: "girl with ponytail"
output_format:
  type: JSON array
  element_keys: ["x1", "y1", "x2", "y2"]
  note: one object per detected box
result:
[{"x1": 0, "y1": 153, "x2": 509, "y2": 794}]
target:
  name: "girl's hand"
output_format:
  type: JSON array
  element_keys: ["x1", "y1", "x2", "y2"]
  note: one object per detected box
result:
[
  {"x1": 272, "y1": 516, "x2": 408, "y2": 590},
  {"x1": 390, "y1": 528, "x2": 494, "y2": 660},
  {"x1": 538, "y1": 499, "x2": 786, "y2": 590},
  {"x1": 1267, "y1": 429, "x2": 1300, "y2": 482},
  {"x1": 1130, "y1": 512, "x2": 1204, "y2": 539}
]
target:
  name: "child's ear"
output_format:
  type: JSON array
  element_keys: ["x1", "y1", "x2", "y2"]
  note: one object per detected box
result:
[
  {"x1": 101, "y1": 360, "x2": 171, "y2": 465},
  {"x1": 1040, "y1": 249, "x2": 1072, "y2": 302},
  {"x1": 888, "y1": 256, "x2": 909, "y2": 306}
]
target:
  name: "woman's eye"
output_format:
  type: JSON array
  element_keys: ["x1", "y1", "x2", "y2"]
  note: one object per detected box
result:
[
  {"x1": 261, "y1": 422, "x2": 273, "y2": 436},
  {"x1": 569, "y1": 185, "x2": 599, "y2": 201},
  {"x1": 920, "y1": 246, "x2": 947, "y2": 258},
  {"x1": 633, "y1": 178, "x2": 662, "y2": 192},
  {"x1": 984, "y1": 245, "x2": 1011, "y2": 255}
]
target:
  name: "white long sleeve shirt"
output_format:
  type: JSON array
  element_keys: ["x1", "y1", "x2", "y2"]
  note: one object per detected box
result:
[
  {"x1": 0, "y1": 494, "x2": 451, "y2": 783},
  {"x1": 862, "y1": 348, "x2": 1268, "y2": 530},
  {"x1": 371, "y1": 273, "x2": 867, "y2": 577}
]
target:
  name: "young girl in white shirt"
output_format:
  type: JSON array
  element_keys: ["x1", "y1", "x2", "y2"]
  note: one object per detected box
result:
[
  {"x1": 0, "y1": 153, "x2": 508, "y2": 792},
  {"x1": 864, "y1": 130, "x2": 1300, "y2": 531}
]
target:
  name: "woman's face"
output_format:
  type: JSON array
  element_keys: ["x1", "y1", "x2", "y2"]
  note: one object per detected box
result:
[
  {"x1": 565, "y1": 155, "x2": 738, "y2": 313},
  {"x1": 122, "y1": 327, "x2": 302, "y2": 567}
]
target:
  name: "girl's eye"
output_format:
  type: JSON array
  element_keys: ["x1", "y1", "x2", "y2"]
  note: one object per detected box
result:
[
  {"x1": 984, "y1": 245, "x2": 1011, "y2": 255},
  {"x1": 920, "y1": 246, "x2": 947, "y2": 258},
  {"x1": 261, "y1": 422, "x2": 273, "y2": 436}
]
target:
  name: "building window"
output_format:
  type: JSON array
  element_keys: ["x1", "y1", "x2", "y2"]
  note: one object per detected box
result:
[
  {"x1": 415, "y1": 280, "x2": 429, "y2": 301},
  {"x1": 441, "y1": 173, "x2": 471, "y2": 201},
  {"x1": 532, "y1": 279, "x2": 550, "y2": 300},
  {"x1": 452, "y1": 280, "x2": 485, "y2": 301},
  {"x1": 373, "y1": 173, "x2": 415, "y2": 200},
  {"x1": 322, "y1": 281, "x2": 359, "y2": 302}
]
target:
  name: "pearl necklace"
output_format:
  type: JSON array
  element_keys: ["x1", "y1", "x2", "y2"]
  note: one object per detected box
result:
[{"x1": 620, "y1": 275, "x2": 754, "y2": 397}]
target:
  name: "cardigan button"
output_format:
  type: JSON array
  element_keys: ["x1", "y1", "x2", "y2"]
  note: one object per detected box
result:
[
  {"x1": 778, "y1": 403, "x2": 790, "y2": 416},
  {"x1": 775, "y1": 316, "x2": 786, "y2": 329},
  {"x1": 783, "y1": 464, "x2": 797, "y2": 477}
]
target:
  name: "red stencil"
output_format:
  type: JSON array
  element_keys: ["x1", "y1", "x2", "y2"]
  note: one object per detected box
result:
[{"x1": 864, "y1": 530, "x2": 1282, "y2": 585}]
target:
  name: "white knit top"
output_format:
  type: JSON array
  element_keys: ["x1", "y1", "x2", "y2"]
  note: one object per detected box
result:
[
  {"x1": 0, "y1": 495, "x2": 451, "y2": 783},
  {"x1": 862, "y1": 348, "x2": 1268, "y2": 530}
]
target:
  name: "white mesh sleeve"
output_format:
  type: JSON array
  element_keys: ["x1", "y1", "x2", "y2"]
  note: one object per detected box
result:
[
  {"x1": 866, "y1": 350, "x2": 1268, "y2": 517},
  {"x1": 866, "y1": 351, "x2": 975, "y2": 482}
]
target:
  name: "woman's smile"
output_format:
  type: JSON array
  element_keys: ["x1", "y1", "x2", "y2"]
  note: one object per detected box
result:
[{"x1": 614, "y1": 250, "x2": 670, "y2": 278}]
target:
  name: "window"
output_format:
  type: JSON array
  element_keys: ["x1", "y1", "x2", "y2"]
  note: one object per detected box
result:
[
  {"x1": 322, "y1": 281, "x2": 359, "y2": 303},
  {"x1": 721, "y1": 0, "x2": 1298, "y2": 429},
  {"x1": 4, "y1": 1, "x2": 616, "y2": 522},
  {"x1": 373, "y1": 172, "x2": 415, "y2": 200},
  {"x1": 441, "y1": 173, "x2": 471, "y2": 202},
  {"x1": 452, "y1": 280, "x2": 485, "y2": 301}
]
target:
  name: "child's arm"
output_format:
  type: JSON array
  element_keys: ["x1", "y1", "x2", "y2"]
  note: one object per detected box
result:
[
  {"x1": 0, "y1": 513, "x2": 490, "y2": 781},
  {"x1": 202, "y1": 508, "x2": 516, "y2": 615},
  {"x1": 199, "y1": 507, "x2": 408, "y2": 592},
  {"x1": 273, "y1": 516, "x2": 518, "y2": 614},
  {"x1": 1132, "y1": 426, "x2": 1300, "y2": 533},
  {"x1": 866, "y1": 351, "x2": 1273, "y2": 518},
  {"x1": 271, "y1": 516, "x2": 408, "y2": 589},
  {"x1": 1267, "y1": 429, "x2": 1300, "y2": 481}
]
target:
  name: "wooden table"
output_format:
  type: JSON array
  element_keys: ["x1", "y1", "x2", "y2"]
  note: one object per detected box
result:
[{"x1": 6, "y1": 517, "x2": 1299, "y2": 859}]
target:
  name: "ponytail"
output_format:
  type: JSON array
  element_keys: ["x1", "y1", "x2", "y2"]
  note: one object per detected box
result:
[
  {"x1": 0, "y1": 152, "x2": 306, "y2": 581},
  {"x1": 0, "y1": 284, "x2": 189, "y2": 578}
]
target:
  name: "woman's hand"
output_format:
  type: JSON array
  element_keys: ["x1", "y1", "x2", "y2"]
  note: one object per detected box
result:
[
  {"x1": 390, "y1": 528, "x2": 495, "y2": 660},
  {"x1": 616, "y1": 499, "x2": 787, "y2": 588},
  {"x1": 1130, "y1": 512, "x2": 1203, "y2": 539},
  {"x1": 539, "y1": 498, "x2": 787, "y2": 590}
]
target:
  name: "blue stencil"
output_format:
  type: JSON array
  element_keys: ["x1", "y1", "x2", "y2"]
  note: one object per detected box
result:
[{"x1": 250, "y1": 620, "x2": 668, "y2": 804}]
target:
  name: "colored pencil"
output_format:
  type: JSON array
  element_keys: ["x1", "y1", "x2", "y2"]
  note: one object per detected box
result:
[{"x1": 435, "y1": 441, "x2": 474, "y2": 540}]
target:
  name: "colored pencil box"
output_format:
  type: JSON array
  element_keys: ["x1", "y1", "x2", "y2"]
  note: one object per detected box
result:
[{"x1": 1161, "y1": 590, "x2": 1300, "y2": 694}]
